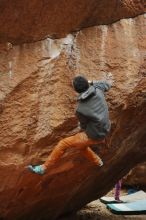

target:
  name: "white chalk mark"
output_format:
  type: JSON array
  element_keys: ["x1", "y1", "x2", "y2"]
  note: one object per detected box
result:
[
  {"x1": 100, "y1": 25, "x2": 108, "y2": 70},
  {"x1": 7, "y1": 42, "x2": 13, "y2": 51},
  {"x1": 8, "y1": 61, "x2": 12, "y2": 79}
]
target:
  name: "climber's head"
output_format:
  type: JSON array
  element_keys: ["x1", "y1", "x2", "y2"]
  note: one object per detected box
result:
[{"x1": 73, "y1": 75, "x2": 89, "y2": 93}]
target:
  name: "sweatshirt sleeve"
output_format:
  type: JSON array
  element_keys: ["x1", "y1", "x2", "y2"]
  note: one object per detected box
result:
[
  {"x1": 92, "y1": 80, "x2": 111, "y2": 92},
  {"x1": 76, "y1": 111, "x2": 88, "y2": 130}
]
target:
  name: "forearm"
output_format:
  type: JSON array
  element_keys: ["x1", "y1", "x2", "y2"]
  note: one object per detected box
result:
[{"x1": 88, "y1": 72, "x2": 114, "y2": 92}]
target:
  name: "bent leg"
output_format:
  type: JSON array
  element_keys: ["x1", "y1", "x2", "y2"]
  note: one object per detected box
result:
[
  {"x1": 43, "y1": 140, "x2": 69, "y2": 168},
  {"x1": 28, "y1": 132, "x2": 104, "y2": 174},
  {"x1": 81, "y1": 147, "x2": 103, "y2": 166},
  {"x1": 43, "y1": 132, "x2": 87, "y2": 168},
  {"x1": 43, "y1": 132, "x2": 104, "y2": 169}
]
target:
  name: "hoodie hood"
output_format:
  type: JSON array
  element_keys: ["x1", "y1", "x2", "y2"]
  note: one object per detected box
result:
[{"x1": 77, "y1": 86, "x2": 96, "y2": 101}]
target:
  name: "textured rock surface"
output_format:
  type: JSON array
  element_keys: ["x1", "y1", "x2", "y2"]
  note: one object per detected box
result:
[
  {"x1": 124, "y1": 162, "x2": 146, "y2": 186},
  {"x1": 0, "y1": 0, "x2": 145, "y2": 44},
  {"x1": 0, "y1": 13, "x2": 146, "y2": 220}
]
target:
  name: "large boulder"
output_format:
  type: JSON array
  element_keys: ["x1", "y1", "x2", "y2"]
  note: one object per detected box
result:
[
  {"x1": 0, "y1": 0, "x2": 145, "y2": 44},
  {"x1": 0, "y1": 7, "x2": 146, "y2": 220}
]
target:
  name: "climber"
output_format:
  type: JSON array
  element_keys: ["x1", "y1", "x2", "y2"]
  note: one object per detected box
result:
[{"x1": 28, "y1": 75, "x2": 113, "y2": 175}]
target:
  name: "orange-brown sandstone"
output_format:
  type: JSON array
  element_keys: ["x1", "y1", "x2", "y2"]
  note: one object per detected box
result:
[
  {"x1": 0, "y1": 0, "x2": 145, "y2": 44},
  {"x1": 0, "y1": 1, "x2": 146, "y2": 219}
]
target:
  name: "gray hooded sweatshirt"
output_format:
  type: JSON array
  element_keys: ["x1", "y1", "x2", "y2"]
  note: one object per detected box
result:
[{"x1": 76, "y1": 81, "x2": 111, "y2": 140}]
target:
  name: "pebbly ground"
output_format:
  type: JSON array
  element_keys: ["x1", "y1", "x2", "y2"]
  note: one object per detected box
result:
[{"x1": 60, "y1": 189, "x2": 146, "y2": 220}]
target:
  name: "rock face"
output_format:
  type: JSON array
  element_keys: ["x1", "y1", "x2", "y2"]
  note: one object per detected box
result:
[
  {"x1": 0, "y1": 0, "x2": 145, "y2": 44},
  {"x1": 0, "y1": 7, "x2": 146, "y2": 220},
  {"x1": 124, "y1": 162, "x2": 146, "y2": 186}
]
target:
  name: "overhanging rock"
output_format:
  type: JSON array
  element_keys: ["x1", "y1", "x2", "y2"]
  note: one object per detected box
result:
[
  {"x1": 0, "y1": 14, "x2": 146, "y2": 219},
  {"x1": 0, "y1": 2, "x2": 146, "y2": 220},
  {"x1": 0, "y1": 0, "x2": 145, "y2": 44}
]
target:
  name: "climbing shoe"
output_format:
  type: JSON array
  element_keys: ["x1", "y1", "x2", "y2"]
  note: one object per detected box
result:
[
  {"x1": 27, "y1": 165, "x2": 45, "y2": 175},
  {"x1": 99, "y1": 160, "x2": 104, "y2": 167}
]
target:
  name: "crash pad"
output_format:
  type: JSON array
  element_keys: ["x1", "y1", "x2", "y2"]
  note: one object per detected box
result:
[
  {"x1": 100, "y1": 190, "x2": 146, "y2": 204},
  {"x1": 107, "y1": 199, "x2": 146, "y2": 215}
]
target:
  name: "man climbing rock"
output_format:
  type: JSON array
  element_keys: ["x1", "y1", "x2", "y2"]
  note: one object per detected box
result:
[{"x1": 28, "y1": 75, "x2": 113, "y2": 175}]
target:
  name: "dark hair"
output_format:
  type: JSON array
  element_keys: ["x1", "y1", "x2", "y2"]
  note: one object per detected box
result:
[{"x1": 73, "y1": 75, "x2": 89, "y2": 93}]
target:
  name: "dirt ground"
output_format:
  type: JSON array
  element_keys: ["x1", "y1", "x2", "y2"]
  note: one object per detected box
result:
[
  {"x1": 60, "y1": 188, "x2": 146, "y2": 220},
  {"x1": 77, "y1": 199, "x2": 146, "y2": 220}
]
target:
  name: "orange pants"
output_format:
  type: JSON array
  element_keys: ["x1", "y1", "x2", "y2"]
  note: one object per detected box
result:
[{"x1": 43, "y1": 132, "x2": 104, "y2": 169}]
